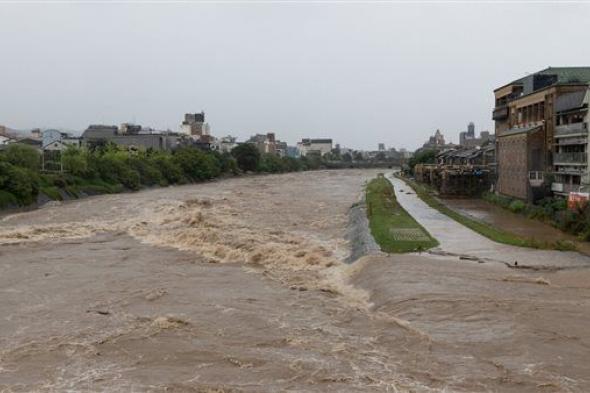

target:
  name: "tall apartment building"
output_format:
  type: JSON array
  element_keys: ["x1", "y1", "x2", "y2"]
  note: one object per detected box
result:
[
  {"x1": 493, "y1": 67, "x2": 590, "y2": 201},
  {"x1": 552, "y1": 88, "x2": 590, "y2": 195}
]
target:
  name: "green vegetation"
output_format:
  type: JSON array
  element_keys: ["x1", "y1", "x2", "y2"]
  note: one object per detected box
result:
[
  {"x1": 407, "y1": 149, "x2": 436, "y2": 174},
  {"x1": 398, "y1": 174, "x2": 576, "y2": 251},
  {"x1": 0, "y1": 142, "x2": 315, "y2": 210},
  {"x1": 366, "y1": 175, "x2": 438, "y2": 253},
  {"x1": 483, "y1": 192, "x2": 590, "y2": 242}
]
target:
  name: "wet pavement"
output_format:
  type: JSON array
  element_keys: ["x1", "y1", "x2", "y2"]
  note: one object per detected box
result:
[
  {"x1": 443, "y1": 197, "x2": 590, "y2": 256},
  {"x1": 1, "y1": 169, "x2": 589, "y2": 392},
  {"x1": 388, "y1": 174, "x2": 590, "y2": 269}
]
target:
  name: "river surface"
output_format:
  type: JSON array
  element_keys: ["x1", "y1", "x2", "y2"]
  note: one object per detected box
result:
[{"x1": 1, "y1": 170, "x2": 589, "y2": 392}]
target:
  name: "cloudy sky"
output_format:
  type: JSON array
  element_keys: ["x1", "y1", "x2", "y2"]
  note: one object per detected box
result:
[{"x1": 0, "y1": 1, "x2": 589, "y2": 150}]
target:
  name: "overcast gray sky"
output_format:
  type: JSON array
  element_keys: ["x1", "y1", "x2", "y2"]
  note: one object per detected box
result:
[{"x1": 1, "y1": 2, "x2": 589, "y2": 150}]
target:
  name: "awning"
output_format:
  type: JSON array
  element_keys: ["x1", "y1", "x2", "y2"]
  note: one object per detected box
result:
[{"x1": 498, "y1": 125, "x2": 542, "y2": 137}]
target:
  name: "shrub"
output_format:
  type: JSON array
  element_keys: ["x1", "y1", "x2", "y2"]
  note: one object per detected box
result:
[
  {"x1": 231, "y1": 144, "x2": 260, "y2": 172},
  {"x1": 508, "y1": 200, "x2": 526, "y2": 213},
  {"x1": 3, "y1": 144, "x2": 40, "y2": 171},
  {"x1": 258, "y1": 153, "x2": 286, "y2": 173},
  {"x1": 128, "y1": 155, "x2": 163, "y2": 186},
  {"x1": 151, "y1": 153, "x2": 185, "y2": 185},
  {"x1": 173, "y1": 148, "x2": 221, "y2": 181},
  {"x1": 62, "y1": 146, "x2": 89, "y2": 177},
  {"x1": 0, "y1": 163, "x2": 39, "y2": 205},
  {"x1": 0, "y1": 190, "x2": 18, "y2": 208}
]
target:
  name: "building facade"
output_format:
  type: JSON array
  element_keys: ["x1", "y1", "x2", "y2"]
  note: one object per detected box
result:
[
  {"x1": 493, "y1": 67, "x2": 590, "y2": 201},
  {"x1": 552, "y1": 88, "x2": 590, "y2": 195},
  {"x1": 296, "y1": 138, "x2": 333, "y2": 157}
]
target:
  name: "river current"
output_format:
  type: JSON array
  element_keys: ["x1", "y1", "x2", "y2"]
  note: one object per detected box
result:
[{"x1": 1, "y1": 169, "x2": 589, "y2": 392}]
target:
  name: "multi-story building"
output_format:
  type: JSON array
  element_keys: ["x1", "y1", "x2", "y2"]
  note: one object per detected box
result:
[
  {"x1": 82, "y1": 124, "x2": 188, "y2": 151},
  {"x1": 247, "y1": 133, "x2": 278, "y2": 155},
  {"x1": 552, "y1": 88, "x2": 590, "y2": 195},
  {"x1": 493, "y1": 67, "x2": 590, "y2": 201},
  {"x1": 180, "y1": 112, "x2": 211, "y2": 143},
  {"x1": 296, "y1": 138, "x2": 333, "y2": 157},
  {"x1": 211, "y1": 135, "x2": 238, "y2": 153}
]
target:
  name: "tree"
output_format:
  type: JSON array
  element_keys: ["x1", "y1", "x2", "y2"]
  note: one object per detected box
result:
[
  {"x1": 3, "y1": 144, "x2": 40, "y2": 171},
  {"x1": 62, "y1": 146, "x2": 89, "y2": 176},
  {"x1": 408, "y1": 149, "x2": 436, "y2": 174},
  {"x1": 231, "y1": 144, "x2": 260, "y2": 172}
]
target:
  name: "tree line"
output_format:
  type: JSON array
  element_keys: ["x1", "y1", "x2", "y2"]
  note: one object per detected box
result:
[{"x1": 0, "y1": 143, "x2": 325, "y2": 209}]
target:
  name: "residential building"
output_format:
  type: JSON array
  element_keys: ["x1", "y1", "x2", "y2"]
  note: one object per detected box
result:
[
  {"x1": 81, "y1": 124, "x2": 188, "y2": 151},
  {"x1": 180, "y1": 112, "x2": 211, "y2": 143},
  {"x1": 493, "y1": 67, "x2": 590, "y2": 201},
  {"x1": 378, "y1": 143, "x2": 385, "y2": 151},
  {"x1": 296, "y1": 138, "x2": 333, "y2": 157},
  {"x1": 42, "y1": 129, "x2": 81, "y2": 150},
  {"x1": 211, "y1": 135, "x2": 238, "y2": 153},
  {"x1": 247, "y1": 133, "x2": 278, "y2": 155},
  {"x1": 552, "y1": 88, "x2": 590, "y2": 195}
]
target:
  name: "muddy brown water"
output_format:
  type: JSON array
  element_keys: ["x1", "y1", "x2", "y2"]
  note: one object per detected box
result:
[{"x1": 1, "y1": 170, "x2": 590, "y2": 392}]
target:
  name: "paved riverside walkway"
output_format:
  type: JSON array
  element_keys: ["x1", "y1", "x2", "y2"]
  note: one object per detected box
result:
[{"x1": 387, "y1": 173, "x2": 590, "y2": 269}]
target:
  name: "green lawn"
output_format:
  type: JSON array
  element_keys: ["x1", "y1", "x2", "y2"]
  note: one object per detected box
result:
[
  {"x1": 396, "y1": 174, "x2": 576, "y2": 251},
  {"x1": 366, "y1": 175, "x2": 438, "y2": 253}
]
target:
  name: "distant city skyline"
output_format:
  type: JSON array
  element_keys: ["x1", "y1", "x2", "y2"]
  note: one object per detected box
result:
[{"x1": 1, "y1": 2, "x2": 589, "y2": 150}]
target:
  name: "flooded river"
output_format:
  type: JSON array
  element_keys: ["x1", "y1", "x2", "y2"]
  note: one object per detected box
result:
[{"x1": 1, "y1": 170, "x2": 589, "y2": 392}]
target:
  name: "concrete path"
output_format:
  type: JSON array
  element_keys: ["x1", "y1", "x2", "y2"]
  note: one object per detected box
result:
[{"x1": 387, "y1": 174, "x2": 590, "y2": 269}]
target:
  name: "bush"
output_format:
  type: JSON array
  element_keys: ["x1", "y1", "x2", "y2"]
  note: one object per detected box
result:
[
  {"x1": 173, "y1": 148, "x2": 221, "y2": 181},
  {"x1": 0, "y1": 190, "x2": 18, "y2": 208},
  {"x1": 231, "y1": 144, "x2": 260, "y2": 172},
  {"x1": 3, "y1": 144, "x2": 40, "y2": 171},
  {"x1": 0, "y1": 162, "x2": 39, "y2": 205},
  {"x1": 151, "y1": 153, "x2": 185, "y2": 185},
  {"x1": 128, "y1": 155, "x2": 163, "y2": 186},
  {"x1": 258, "y1": 153, "x2": 286, "y2": 173},
  {"x1": 508, "y1": 200, "x2": 526, "y2": 213},
  {"x1": 62, "y1": 146, "x2": 89, "y2": 177}
]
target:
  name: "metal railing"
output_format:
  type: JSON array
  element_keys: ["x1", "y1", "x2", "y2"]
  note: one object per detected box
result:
[
  {"x1": 554, "y1": 152, "x2": 588, "y2": 164},
  {"x1": 551, "y1": 182, "x2": 585, "y2": 193},
  {"x1": 555, "y1": 122, "x2": 588, "y2": 137}
]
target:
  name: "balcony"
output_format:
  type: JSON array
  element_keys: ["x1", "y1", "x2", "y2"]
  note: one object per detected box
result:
[
  {"x1": 492, "y1": 105, "x2": 509, "y2": 121},
  {"x1": 551, "y1": 182, "x2": 585, "y2": 194},
  {"x1": 554, "y1": 152, "x2": 588, "y2": 164},
  {"x1": 555, "y1": 122, "x2": 588, "y2": 137},
  {"x1": 555, "y1": 135, "x2": 588, "y2": 146}
]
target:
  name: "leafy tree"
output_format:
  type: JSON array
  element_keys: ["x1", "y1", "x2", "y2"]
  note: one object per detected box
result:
[
  {"x1": 258, "y1": 153, "x2": 286, "y2": 173},
  {"x1": 62, "y1": 146, "x2": 89, "y2": 177},
  {"x1": 3, "y1": 144, "x2": 40, "y2": 171},
  {"x1": 408, "y1": 149, "x2": 436, "y2": 174},
  {"x1": 231, "y1": 143, "x2": 260, "y2": 172}
]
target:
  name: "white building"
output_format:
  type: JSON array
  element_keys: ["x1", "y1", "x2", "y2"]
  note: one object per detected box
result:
[
  {"x1": 296, "y1": 138, "x2": 333, "y2": 157},
  {"x1": 42, "y1": 129, "x2": 81, "y2": 151},
  {"x1": 211, "y1": 135, "x2": 238, "y2": 153}
]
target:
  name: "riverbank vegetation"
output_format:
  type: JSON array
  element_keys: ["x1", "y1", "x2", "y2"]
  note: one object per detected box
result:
[
  {"x1": 483, "y1": 192, "x2": 590, "y2": 241},
  {"x1": 366, "y1": 175, "x2": 438, "y2": 253},
  {"x1": 0, "y1": 143, "x2": 326, "y2": 210},
  {"x1": 397, "y1": 174, "x2": 576, "y2": 251}
]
